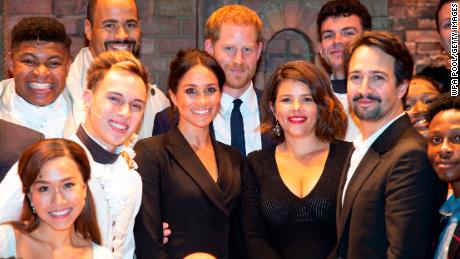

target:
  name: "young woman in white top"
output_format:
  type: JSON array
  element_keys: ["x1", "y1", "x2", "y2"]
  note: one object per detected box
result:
[{"x1": 0, "y1": 138, "x2": 112, "y2": 258}]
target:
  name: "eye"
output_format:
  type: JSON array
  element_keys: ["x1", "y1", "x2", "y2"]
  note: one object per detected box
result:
[
  {"x1": 302, "y1": 96, "x2": 314, "y2": 103},
  {"x1": 185, "y1": 88, "x2": 197, "y2": 95},
  {"x1": 224, "y1": 46, "x2": 233, "y2": 53},
  {"x1": 38, "y1": 186, "x2": 49, "y2": 192},
  {"x1": 442, "y1": 21, "x2": 451, "y2": 30},
  {"x1": 452, "y1": 135, "x2": 460, "y2": 144},
  {"x1": 48, "y1": 60, "x2": 63, "y2": 68},
  {"x1": 429, "y1": 136, "x2": 442, "y2": 145},
  {"x1": 404, "y1": 103, "x2": 413, "y2": 110},
  {"x1": 348, "y1": 74, "x2": 361, "y2": 81},
  {"x1": 279, "y1": 97, "x2": 292, "y2": 103},
  {"x1": 21, "y1": 58, "x2": 36, "y2": 66},
  {"x1": 126, "y1": 21, "x2": 138, "y2": 29},
  {"x1": 103, "y1": 22, "x2": 117, "y2": 30},
  {"x1": 343, "y1": 30, "x2": 357, "y2": 37},
  {"x1": 205, "y1": 86, "x2": 218, "y2": 94},
  {"x1": 242, "y1": 47, "x2": 253, "y2": 54},
  {"x1": 373, "y1": 74, "x2": 386, "y2": 81},
  {"x1": 63, "y1": 182, "x2": 75, "y2": 189},
  {"x1": 424, "y1": 97, "x2": 436, "y2": 105},
  {"x1": 108, "y1": 95, "x2": 122, "y2": 104},
  {"x1": 131, "y1": 102, "x2": 144, "y2": 112},
  {"x1": 321, "y1": 33, "x2": 333, "y2": 40}
]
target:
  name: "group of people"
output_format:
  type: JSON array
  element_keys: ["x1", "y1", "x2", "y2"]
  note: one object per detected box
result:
[{"x1": 0, "y1": 0, "x2": 457, "y2": 258}]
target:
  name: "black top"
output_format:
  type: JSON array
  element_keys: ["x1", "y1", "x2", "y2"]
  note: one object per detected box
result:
[
  {"x1": 134, "y1": 127, "x2": 247, "y2": 259},
  {"x1": 242, "y1": 140, "x2": 353, "y2": 259}
]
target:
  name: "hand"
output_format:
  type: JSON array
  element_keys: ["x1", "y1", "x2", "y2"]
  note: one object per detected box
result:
[
  {"x1": 163, "y1": 222, "x2": 171, "y2": 244},
  {"x1": 183, "y1": 252, "x2": 216, "y2": 259}
]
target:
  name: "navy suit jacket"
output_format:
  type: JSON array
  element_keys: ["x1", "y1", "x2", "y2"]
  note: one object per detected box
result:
[
  {"x1": 152, "y1": 87, "x2": 275, "y2": 152},
  {"x1": 0, "y1": 119, "x2": 44, "y2": 181}
]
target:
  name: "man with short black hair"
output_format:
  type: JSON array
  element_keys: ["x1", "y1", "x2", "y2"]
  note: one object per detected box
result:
[{"x1": 317, "y1": 0, "x2": 372, "y2": 141}]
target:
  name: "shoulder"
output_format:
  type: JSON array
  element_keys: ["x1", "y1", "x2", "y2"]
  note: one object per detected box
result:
[
  {"x1": 135, "y1": 134, "x2": 169, "y2": 153},
  {"x1": 0, "y1": 224, "x2": 16, "y2": 257},
  {"x1": 91, "y1": 243, "x2": 114, "y2": 259}
]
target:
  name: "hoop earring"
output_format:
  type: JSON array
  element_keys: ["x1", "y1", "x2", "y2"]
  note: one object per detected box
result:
[{"x1": 273, "y1": 120, "x2": 281, "y2": 137}]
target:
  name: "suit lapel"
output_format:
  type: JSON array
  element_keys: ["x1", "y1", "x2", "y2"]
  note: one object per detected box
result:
[
  {"x1": 165, "y1": 127, "x2": 229, "y2": 216},
  {"x1": 337, "y1": 114, "x2": 412, "y2": 238}
]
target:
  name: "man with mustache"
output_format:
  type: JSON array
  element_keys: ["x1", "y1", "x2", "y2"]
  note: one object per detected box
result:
[
  {"x1": 152, "y1": 4, "x2": 274, "y2": 156},
  {"x1": 0, "y1": 17, "x2": 78, "y2": 138},
  {"x1": 317, "y1": 0, "x2": 372, "y2": 141},
  {"x1": 332, "y1": 31, "x2": 446, "y2": 258},
  {"x1": 67, "y1": 0, "x2": 169, "y2": 140},
  {"x1": 426, "y1": 94, "x2": 460, "y2": 259}
]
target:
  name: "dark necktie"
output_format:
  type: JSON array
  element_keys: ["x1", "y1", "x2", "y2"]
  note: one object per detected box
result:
[{"x1": 231, "y1": 99, "x2": 246, "y2": 155}]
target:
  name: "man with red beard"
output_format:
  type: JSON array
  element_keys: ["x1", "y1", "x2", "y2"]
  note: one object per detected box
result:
[
  {"x1": 317, "y1": 0, "x2": 372, "y2": 141},
  {"x1": 153, "y1": 5, "x2": 274, "y2": 155},
  {"x1": 67, "y1": 0, "x2": 169, "y2": 140},
  {"x1": 426, "y1": 94, "x2": 460, "y2": 259}
]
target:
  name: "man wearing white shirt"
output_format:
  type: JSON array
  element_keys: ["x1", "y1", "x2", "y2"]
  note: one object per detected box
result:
[
  {"x1": 152, "y1": 5, "x2": 274, "y2": 155},
  {"x1": 332, "y1": 31, "x2": 446, "y2": 258},
  {"x1": 317, "y1": 0, "x2": 372, "y2": 141},
  {"x1": 67, "y1": 0, "x2": 169, "y2": 140},
  {"x1": 0, "y1": 17, "x2": 78, "y2": 138}
]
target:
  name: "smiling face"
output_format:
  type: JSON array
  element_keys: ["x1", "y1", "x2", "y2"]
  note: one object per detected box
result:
[
  {"x1": 205, "y1": 23, "x2": 262, "y2": 94},
  {"x1": 85, "y1": 0, "x2": 141, "y2": 57},
  {"x1": 8, "y1": 41, "x2": 70, "y2": 106},
  {"x1": 428, "y1": 109, "x2": 460, "y2": 185},
  {"x1": 347, "y1": 45, "x2": 407, "y2": 125},
  {"x1": 405, "y1": 77, "x2": 441, "y2": 137},
  {"x1": 272, "y1": 79, "x2": 318, "y2": 140},
  {"x1": 29, "y1": 156, "x2": 86, "y2": 231},
  {"x1": 320, "y1": 14, "x2": 363, "y2": 78},
  {"x1": 170, "y1": 65, "x2": 221, "y2": 131},
  {"x1": 83, "y1": 69, "x2": 146, "y2": 152}
]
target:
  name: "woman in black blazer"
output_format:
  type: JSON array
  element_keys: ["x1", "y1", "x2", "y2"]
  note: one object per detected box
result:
[{"x1": 133, "y1": 49, "x2": 246, "y2": 259}]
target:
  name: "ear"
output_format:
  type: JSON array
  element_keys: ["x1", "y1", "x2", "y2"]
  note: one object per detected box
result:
[
  {"x1": 83, "y1": 89, "x2": 93, "y2": 109},
  {"x1": 169, "y1": 90, "x2": 178, "y2": 107},
  {"x1": 396, "y1": 79, "x2": 409, "y2": 99},
  {"x1": 84, "y1": 19, "x2": 93, "y2": 41},
  {"x1": 82, "y1": 183, "x2": 87, "y2": 200},
  {"x1": 7, "y1": 52, "x2": 14, "y2": 74},
  {"x1": 204, "y1": 39, "x2": 214, "y2": 56},
  {"x1": 256, "y1": 41, "x2": 263, "y2": 61},
  {"x1": 269, "y1": 101, "x2": 277, "y2": 119}
]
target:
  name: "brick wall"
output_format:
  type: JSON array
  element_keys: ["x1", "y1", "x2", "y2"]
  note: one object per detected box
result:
[{"x1": 2, "y1": 0, "x2": 449, "y2": 92}]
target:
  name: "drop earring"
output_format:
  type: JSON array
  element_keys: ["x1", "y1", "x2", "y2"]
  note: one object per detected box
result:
[{"x1": 273, "y1": 120, "x2": 281, "y2": 137}]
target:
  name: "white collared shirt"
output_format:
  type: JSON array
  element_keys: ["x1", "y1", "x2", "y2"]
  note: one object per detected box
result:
[
  {"x1": 213, "y1": 82, "x2": 262, "y2": 155},
  {"x1": 342, "y1": 112, "x2": 406, "y2": 205}
]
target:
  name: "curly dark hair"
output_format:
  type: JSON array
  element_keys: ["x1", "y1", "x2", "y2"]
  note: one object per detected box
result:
[
  {"x1": 11, "y1": 16, "x2": 71, "y2": 52},
  {"x1": 426, "y1": 93, "x2": 460, "y2": 123},
  {"x1": 317, "y1": 0, "x2": 372, "y2": 40},
  {"x1": 260, "y1": 60, "x2": 347, "y2": 143}
]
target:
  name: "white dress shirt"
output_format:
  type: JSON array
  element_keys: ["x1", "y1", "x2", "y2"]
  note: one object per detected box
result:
[
  {"x1": 213, "y1": 82, "x2": 262, "y2": 155},
  {"x1": 0, "y1": 126, "x2": 141, "y2": 259},
  {"x1": 0, "y1": 78, "x2": 77, "y2": 138},
  {"x1": 342, "y1": 113, "x2": 406, "y2": 205}
]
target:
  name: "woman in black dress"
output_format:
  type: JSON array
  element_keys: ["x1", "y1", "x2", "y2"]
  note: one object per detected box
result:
[
  {"x1": 242, "y1": 60, "x2": 353, "y2": 259},
  {"x1": 134, "y1": 49, "x2": 245, "y2": 259}
]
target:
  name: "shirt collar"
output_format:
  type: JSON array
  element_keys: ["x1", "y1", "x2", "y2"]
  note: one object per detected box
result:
[
  {"x1": 353, "y1": 112, "x2": 406, "y2": 151},
  {"x1": 76, "y1": 125, "x2": 119, "y2": 164},
  {"x1": 440, "y1": 194, "x2": 460, "y2": 218},
  {"x1": 219, "y1": 81, "x2": 257, "y2": 117}
]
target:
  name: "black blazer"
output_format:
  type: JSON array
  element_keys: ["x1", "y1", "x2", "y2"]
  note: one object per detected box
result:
[
  {"x1": 333, "y1": 115, "x2": 446, "y2": 259},
  {"x1": 152, "y1": 87, "x2": 275, "y2": 151},
  {"x1": 0, "y1": 119, "x2": 44, "y2": 181},
  {"x1": 134, "y1": 127, "x2": 247, "y2": 259}
]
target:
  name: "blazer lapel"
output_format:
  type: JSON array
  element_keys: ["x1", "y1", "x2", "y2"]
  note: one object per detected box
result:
[{"x1": 165, "y1": 127, "x2": 229, "y2": 216}]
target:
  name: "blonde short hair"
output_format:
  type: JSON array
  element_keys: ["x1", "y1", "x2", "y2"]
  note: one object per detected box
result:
[{"x1": 205, "y1": 4, "x2": 263, "y2": 43}]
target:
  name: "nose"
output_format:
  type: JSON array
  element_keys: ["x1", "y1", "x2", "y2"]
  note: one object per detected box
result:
[
  {"x1": 115, "y1": 26, "x2": 128, "y2": 40},
  {"x1": 51, "y1": 188, "x2": 65, "y2": 205},
  {"x1": 440, "y1": 139, "x2": 453, "y2": 158},
  {"x1": 293, "y1": 99, "x2": 301, "y2": 110},
  {"x1": 333, "y1": 34, "x2": 344, "y2": 45},
  {"x1": 118, "y1": 103, "x2": 130, "y2": 118},
  {"x1": 232, "y1": 49, "x2": 244, "y2": 64},
  {"x1": 33, "y1": 64, "x2": 50, "y2": 78},
  {"x1": 197, "y1": 92, "x2": 208, "y2": 105},
  {"x1": 411, "y1": 101, "x2": 426, "y2": 115}
]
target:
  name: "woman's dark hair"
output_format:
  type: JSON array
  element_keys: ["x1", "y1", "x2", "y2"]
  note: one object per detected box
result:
[
  {"x1": 168, "y1": 48, "x2": 226, "y2": 94},
  {"x1": 260, "y1": 60, "x2": 347, "y2": 143},
  {"x1": 12, "y1": 139, "x2": 101, "y2": 244}
]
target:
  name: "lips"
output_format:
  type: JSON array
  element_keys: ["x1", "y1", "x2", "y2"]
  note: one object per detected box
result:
[
  {"x1": 191, "y1": 108, "x2": 211, "y2": 115},
  {"x1": 109, "y1": 120, "x2": 129, "y2": 133},
  {"x1": 48, "y1": 208, "x2": 72, "y2": 218},
  {"x1": 108, "y1": 44, "x2": 131, "y2": 51},
  {"x1": 288, "y1": 115, "x2": 306, "y2": 124},
  {"x1": 435, "y1": 159, "x2": 458, "y2": 170},
  {"x1": 28, "y1": 82, "x2": 54, "y2": 90}
]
